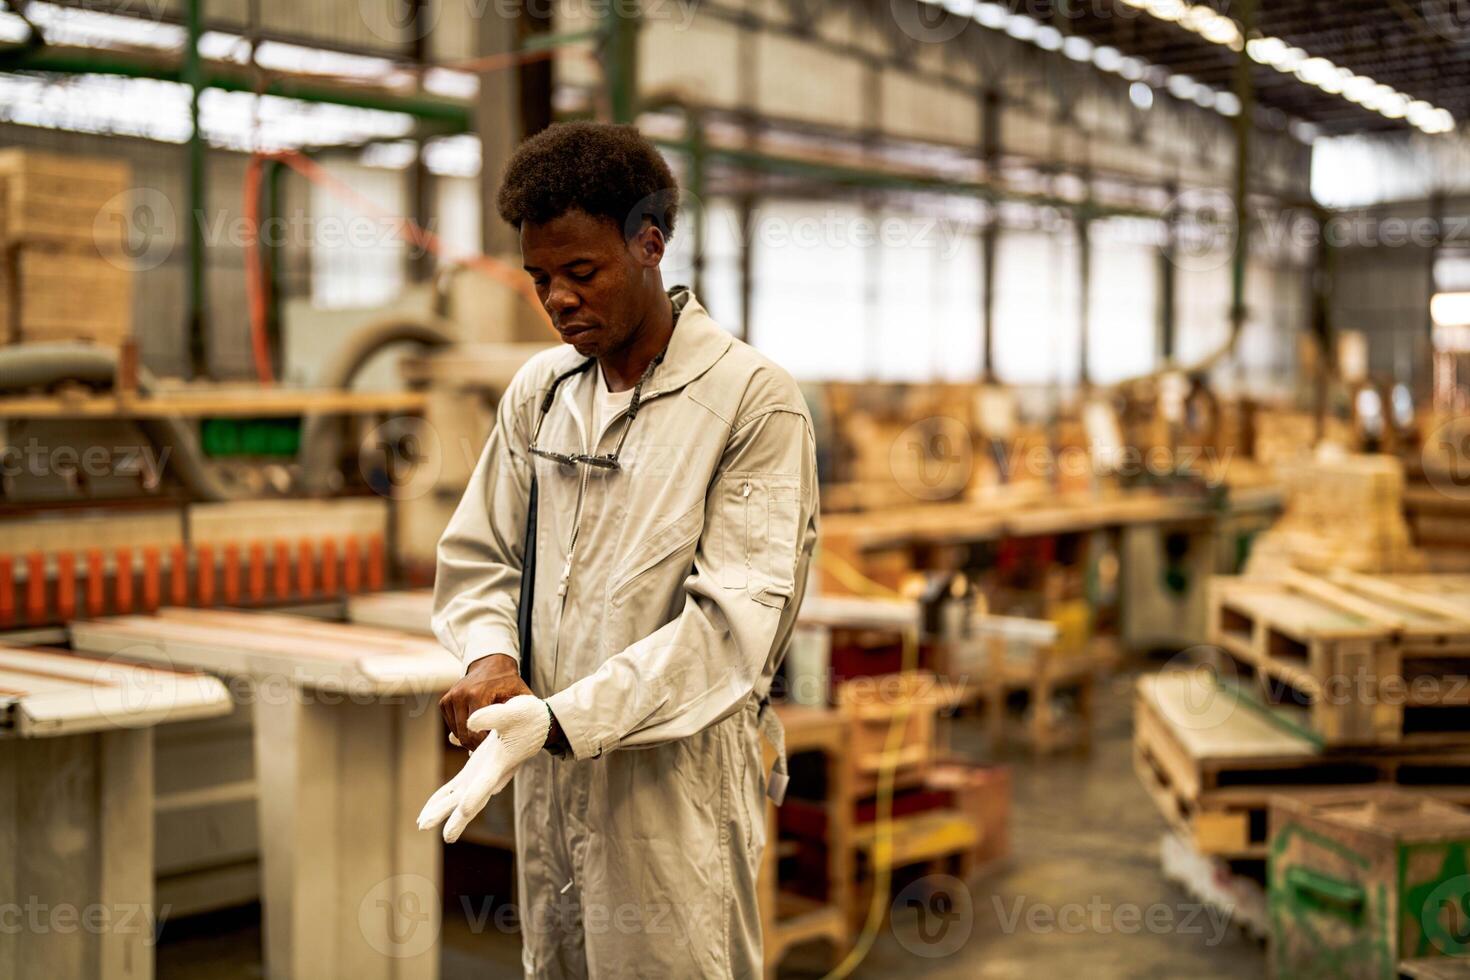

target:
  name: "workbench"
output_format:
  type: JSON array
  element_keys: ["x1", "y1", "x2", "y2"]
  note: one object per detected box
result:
[
  {"x1": 0, "y1": 645, "x2": 231, "y2": 979},
  {"x1": 69, "y1": 608, "x2": 462, "y2": 980}
]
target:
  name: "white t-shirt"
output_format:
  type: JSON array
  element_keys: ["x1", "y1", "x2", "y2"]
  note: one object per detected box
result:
[{"x1": 589, "y1": 365, "x2": 635, "y2": 451}]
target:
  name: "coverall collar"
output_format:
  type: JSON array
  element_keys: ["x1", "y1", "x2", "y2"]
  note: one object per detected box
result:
[{"x1": 543, "y1": 286, "x2": 733, "y2": 404}]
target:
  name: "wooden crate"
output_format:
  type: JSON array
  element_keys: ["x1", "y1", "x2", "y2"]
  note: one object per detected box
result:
[
  {"x1": 1209, "y1": 572, "x2": 1470, "y2": 747},
  {"x1": 1, "y1": 244, "x2": 133, "y2": 347},
  {"x1": 0, "y1": 148, "x2": 131, "y2": 248},
  {"x1": 835, "y1": 672, "x2": 939, "y2": 797},
  {"x1": 1132, "y1": 672, "x2": 1470, "y2": 859},
  {"x1": 1268, "y1": 788, "x2": 1470, "y2": 980}
]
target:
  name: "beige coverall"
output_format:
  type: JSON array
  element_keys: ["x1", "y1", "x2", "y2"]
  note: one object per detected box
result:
[{"x1": 431, "y1": 290, "x2": 819, "y2": 978}]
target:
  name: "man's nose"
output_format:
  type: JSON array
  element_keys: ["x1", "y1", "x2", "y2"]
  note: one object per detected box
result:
[{"x1": 546, "y1": 280, "x2": 580, "y2": 313}]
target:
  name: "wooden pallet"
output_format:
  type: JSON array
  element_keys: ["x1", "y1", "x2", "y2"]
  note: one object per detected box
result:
[
  {"x1": 1133, "y1": 672, "x2": 1470, "y2": 859},
  {"x1": 1209, "y1": 571, "x2": 1470, "y2": 746}
]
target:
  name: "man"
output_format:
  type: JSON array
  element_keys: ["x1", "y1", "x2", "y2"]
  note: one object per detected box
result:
[{"x1": 418, "y1": 121, "x2": 819, "y2": 979}]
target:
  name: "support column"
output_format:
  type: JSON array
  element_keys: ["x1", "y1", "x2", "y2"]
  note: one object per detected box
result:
[
  {"x1": 980, "y1": 88, "x2": 1001, "y2": 382},
  {"x1": 184, "y1": 0, "x2": 207, "y2": 378},
  {"x1": 1229, "y1": 0, "x2": 1255, "y2": 361}
]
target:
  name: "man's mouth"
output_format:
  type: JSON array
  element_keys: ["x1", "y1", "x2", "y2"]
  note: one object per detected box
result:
[{"x1": 557, "y1": 322, "x2": 597, "y2": 339}]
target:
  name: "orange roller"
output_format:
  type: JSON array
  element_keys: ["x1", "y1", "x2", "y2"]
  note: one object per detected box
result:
[
  {"x1": 297, "y1": 539, "x2": 315, "y2": 597},
  {"x1": 0, "y1": 554, "x2": 13, "y2": 626},
  {"x1": 223, "y1": 543, "x2": 241, "y2": 605},
  {"x1": 170, "y1": 544, "x2": 188, "y2": 607},
  {"x1": 248, "y1": 542, "x2": 266, "y2": 603},
  {"x1": 56, "y1": 552, "x2": 76, "y2": 620},
  {"x1": 367, "y1": 535, "x2": 385, "y2": 592},
  {"x1": 197, "y1": 543, "x2": 216, "y2": 606},
  {"x1": 115, "y1": 548, "x2": 134, "y2": 614},
  {"x1": 86, "y1": 549, "x2": 105, "y2": 616},
  {"x1": 343, "y1": 536, "x2": 361, "y2": 594},
  {"x1": 321, "y1": 538, "x2": 339, "y2": 595},
  {"x1": 142, "y1": 547, "x2": 161, "y2": 611},
  {"x1": 25, "y1": 552, "x2": 45, "y2": 623},
  {"x1": 273, "y1": 540, "x2": 291, "y2": 599}
]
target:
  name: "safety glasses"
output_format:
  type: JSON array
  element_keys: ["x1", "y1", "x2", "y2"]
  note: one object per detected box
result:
[{"x1": 528, "y1": 349, "x2": 664, "y2": 472}]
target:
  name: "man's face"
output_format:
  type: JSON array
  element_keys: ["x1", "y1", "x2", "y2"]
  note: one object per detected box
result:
[{"x1": 521, "y1": 209, "x2": 660, "y2": 359}]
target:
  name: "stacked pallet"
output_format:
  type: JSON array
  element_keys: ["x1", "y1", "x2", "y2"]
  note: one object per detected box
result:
[
  {"x1": 1133, "y1": 671, "x2": 1470, "y2": 860},
  {"x1": 1247, "y1": 454, "x2": 1422, "y2": 576},
  {"x1": 0, "y1": 148, "x2": 133, "y2": 348},
  {"x1": 1209, "y1": 571, "x2": 1470, "y2": 746}
]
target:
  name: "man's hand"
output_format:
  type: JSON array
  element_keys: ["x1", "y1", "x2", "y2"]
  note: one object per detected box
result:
[
  {"x1": 417, "y1": 694, "x2": 551, "y2": 842},
  {"x1": 439, "y1": 653, "x2": 530, "y2": 750}
]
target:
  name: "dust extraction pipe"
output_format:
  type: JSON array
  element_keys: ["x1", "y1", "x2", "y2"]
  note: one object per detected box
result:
[{"x1": 0, "y1": 343, "x2": 239, "y2": 501}]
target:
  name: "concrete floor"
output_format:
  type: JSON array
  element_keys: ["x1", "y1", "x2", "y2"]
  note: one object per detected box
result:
[{"x1": 157, "y1": 668, "x2": 1266, "y2": 979}]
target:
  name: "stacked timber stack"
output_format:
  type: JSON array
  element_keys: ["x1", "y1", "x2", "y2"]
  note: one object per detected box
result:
[
  {"x1": 0, "y1": 149, "x2": 133, "y2": 349},
  {"x1": 1246, "y1": 453, "x2": 1422, "y2": 576},
  {"x1": 1135, "y1": 571, "x2": 1470, "y2": 865}
]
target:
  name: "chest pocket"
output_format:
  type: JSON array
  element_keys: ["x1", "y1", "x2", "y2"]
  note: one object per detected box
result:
[
  {"x1": 715, "y1": 473, "x2": 802, "y2": 608},
  {"x1": 608, "y1": 498, "x2": 705, "y2": 609}
]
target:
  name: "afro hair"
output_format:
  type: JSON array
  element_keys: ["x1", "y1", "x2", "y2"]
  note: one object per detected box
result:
[{"x1": 495, "y1": 122, "x2": 679, "y2": 240}]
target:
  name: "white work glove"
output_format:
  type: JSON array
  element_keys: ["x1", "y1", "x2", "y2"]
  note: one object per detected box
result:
[{"x1": 416, "y1": 694, "x2": 550, "y2": 843}]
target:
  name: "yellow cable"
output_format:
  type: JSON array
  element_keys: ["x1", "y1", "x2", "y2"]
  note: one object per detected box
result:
[{"x1": 814, "y1": 550, "x2": 924, "y2": 979}]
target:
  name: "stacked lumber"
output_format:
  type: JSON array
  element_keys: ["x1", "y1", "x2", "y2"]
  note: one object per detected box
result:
[
  {"x1": 1132, "y1": 671, "x2": 1470, "y2": 859},
  {"x1": 1246, "y1": 454, "x2": 1422, "y2": 575},
  {"x1": 1209, "y1": 571, "x2": 1470, "y2": 747},
  {"x1": 0, "y1": 149, "x2": 133, "y2": 348}
]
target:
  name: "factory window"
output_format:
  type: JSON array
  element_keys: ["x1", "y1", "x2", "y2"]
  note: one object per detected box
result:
[
  {"x1": 1087, "y1": 217, "x2": 1159, "y2": 384},
  {"x1": 992, "y1": 226, "x2": 1082, "y2": 386},
  {"x1": 309, "y1": 161, "x2": 407, "y2": 309}
]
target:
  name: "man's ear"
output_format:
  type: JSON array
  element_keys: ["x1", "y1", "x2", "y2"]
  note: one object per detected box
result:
[{"x1": 628, "y1": 219, "x2": 665, "y2": 268}]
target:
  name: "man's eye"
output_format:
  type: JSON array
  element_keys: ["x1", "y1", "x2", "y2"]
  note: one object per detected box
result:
[
  {"x1": 531, "y1": 276, "x2": 548, "y2": 289},
  {"x1": 571, "y1": 269, "x2": 595, "y2": 283}
]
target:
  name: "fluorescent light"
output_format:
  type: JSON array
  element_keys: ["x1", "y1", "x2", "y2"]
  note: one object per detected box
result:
[
  {"x1": 974, "y1": 3, "x2": 1009, "y2": 29},
  {"x1": 1034, "y1": 25, "x2": 1063, "y2": 50},
  {"x1": 1214, "y1": 91, "x2": 1241, "y2": 116},
  {"x1": 1432, "y1": 292, "x2": 1470, "y2": 328},
  {"x1": 1093, "y1": 45, "x2": 1122, "y2": 72},
  {"x1": 1005, "y1": 15, "x2": 1038, "y2": 40},
  {"x1": 1129, "y1": 82, "x2": 1154, "y2": 110},
  {"x1": 1062, "y1": 35, "x2": 1094, "y2": 61},
  {"x1": 1167, "y1": 74, "x2": 1197, "y2": 100},
  {"x1": 1118, "y1": 56, "x2": 1146, "y2": 81}
]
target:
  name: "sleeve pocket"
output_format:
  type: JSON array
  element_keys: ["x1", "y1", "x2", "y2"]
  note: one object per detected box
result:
[{"x1": 754, "y1": 477, "x2": 801, "y2": 606}]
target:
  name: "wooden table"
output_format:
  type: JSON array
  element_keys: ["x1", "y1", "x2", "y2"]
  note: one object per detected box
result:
[
  {"x1": 0, "y1": 644, "x2": 231, "y2": 979},
  {"x1": 760, "y1": 705, "x2": 852, "y2": 979},
  {"x1": 69, "y1": 609, "x2": 462, "y2": 980}
]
